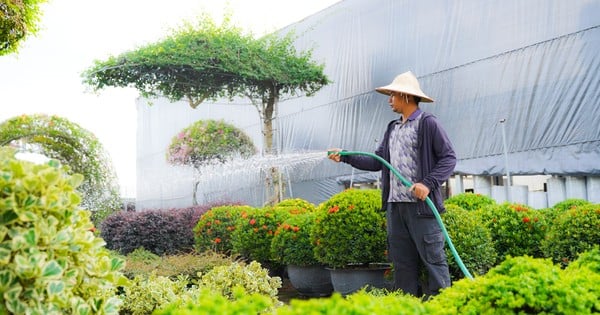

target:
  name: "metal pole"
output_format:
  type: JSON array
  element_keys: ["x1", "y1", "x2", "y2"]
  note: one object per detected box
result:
[{"x1": 499, "y1": 118, "x2": 512, "y2": 202}]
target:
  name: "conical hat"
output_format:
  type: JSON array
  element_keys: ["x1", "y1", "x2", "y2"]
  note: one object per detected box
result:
[{"x1": 375, "y1": 71, "x2": 434, "y2": 103}]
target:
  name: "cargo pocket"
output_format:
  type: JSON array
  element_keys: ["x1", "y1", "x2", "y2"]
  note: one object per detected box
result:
[{"x1": 423, "y1": 232, "x2": 446, "y2": 264}]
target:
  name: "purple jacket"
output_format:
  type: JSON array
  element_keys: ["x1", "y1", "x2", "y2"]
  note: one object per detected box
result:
[{"x1": 341, "y1": 110, "x2": 456, "y2": 216}]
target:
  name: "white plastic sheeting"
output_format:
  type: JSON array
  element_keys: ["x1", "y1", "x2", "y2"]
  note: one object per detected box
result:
[{"x1": 136, "y1": 0, "x2": 600, "y2": 209}]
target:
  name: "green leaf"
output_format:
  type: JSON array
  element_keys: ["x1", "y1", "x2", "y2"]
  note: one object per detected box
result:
[
  {"x1": 41, "y1": 260, "x2": 63, "y2": 278},
  {"x1": 0, "y1": 210, "x2": 18, "y2": 225},
  {"x1": 0, "y1": 269, "x2": 16, "y2": 291},
  {"x1": 47, "y1": 280, "x2": 65, "y2": 295},
  {"x1": 110, "y1": 257, "x2": 125, "y2": 271},
  {"x1": 23, "y1": 228, "x2": 37, "y2": 246}
]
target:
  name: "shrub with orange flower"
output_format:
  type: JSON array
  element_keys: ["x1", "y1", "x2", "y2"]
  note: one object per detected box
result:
[
  {"x1": 194, "y1": 205, "x2": 253, "y2": 254},
  {"x1": 311, "y1": 189, "x2": 386, "y2": 268},
  {"x1": 477, "y1": 202, "x2": 547, "y2": 263},
  {"x1": 231, "y1": 206, "x2": 292, "y2": 266},
  {"x1": 270, "y1": 212, "x2": 318, "y2": 266}
]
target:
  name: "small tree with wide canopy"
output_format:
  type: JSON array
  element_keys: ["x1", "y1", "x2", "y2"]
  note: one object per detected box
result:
[
  {"x1": 167, "y1": 119, "x2": 256, "y2": 204},
  {"x1": 82, "y1": 14, "x2": 330, "y2": 204}
]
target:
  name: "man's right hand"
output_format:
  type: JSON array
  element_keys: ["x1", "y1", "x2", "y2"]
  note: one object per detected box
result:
[{"x1": 327, "y1": 148, "x2": 342, "y2": 162}]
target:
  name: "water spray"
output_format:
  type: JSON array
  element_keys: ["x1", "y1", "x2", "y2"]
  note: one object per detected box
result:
[{"x1": 327, "y1": 150, "x2": 474, "y2": 280}]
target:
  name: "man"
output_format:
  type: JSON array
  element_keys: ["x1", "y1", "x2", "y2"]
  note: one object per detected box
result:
[{"x1": 328, "y1": 71, "x2": 456, "y2": 297}]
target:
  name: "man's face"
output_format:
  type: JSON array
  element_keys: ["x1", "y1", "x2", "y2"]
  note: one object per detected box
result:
[{"x1": 388, "y1": 92, "x2": 410, "y2": 114}]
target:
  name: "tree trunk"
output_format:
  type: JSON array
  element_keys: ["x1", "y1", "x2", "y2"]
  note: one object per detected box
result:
[{"x1": 262, "y1": 85, "x2": 283, "y2": 205}]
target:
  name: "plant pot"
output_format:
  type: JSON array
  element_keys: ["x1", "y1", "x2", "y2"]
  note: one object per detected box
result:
[
  {"x1": 327, "y1": 263, "x2": 391, "y2": 296},
  {"x1": 287, "y1": 264, "x2": 334, "y2": 297}
]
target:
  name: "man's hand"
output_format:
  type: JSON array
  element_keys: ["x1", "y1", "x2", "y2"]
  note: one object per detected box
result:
[
  {"x1": 327, "y1": 148, "x2": 342, "y2": 162},
  {"x1": 409, "y1": 183, "x2": 430, "y2": 201}
]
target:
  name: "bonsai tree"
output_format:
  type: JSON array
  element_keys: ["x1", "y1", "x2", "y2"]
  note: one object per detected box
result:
[
  {"x1": 82, "y1": 14, "x2": 330, "y2": 204},
  {"x1": 1, "y1": 0, "x2": 47, "y2": 56},
  {"x1": 166, "y1": 119, "x2": 256, "y2": 204},
  {"x1": 0, "y1": 114, "x2": 121, "y2": 224}
]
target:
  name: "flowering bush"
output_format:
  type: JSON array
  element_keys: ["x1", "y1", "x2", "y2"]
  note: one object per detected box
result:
[
  {"x1": 270, "y1": 212, "x2": 318, "y2": 266},
  {"x1": 311, "y1": 189, "x2": 386, "y2": 268},
  {"x1": 166, "y1": 119, "x2": 256, "y2": 167},
  {"x1": 477, "y1": 203, "x2": 547, "y2": 262},
  {"x1": 444, "y1": 192, "x2": 496, "y2": 211},
  {"x1": 194, "y1": 205, "x2": 252, "y2": 255},
  {"x1": 441, "y1": 204, "x2": 497, "y2": 280},
  {"x1": 231, "y1": 207, "x2": 291, "y2": 265},
  {"x1": 541, "y1": 203, "x2": 600, "y2": 267}
]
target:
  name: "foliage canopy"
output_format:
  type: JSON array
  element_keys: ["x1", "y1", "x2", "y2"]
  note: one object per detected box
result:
[
  {"x1": 0, "y1": 114, "x2": 121, "y2": 221},
  {"x1": 166, "y1": 119, "x2": 256, "y2": 168},
  {"x1": 0, "y1": 0, "x2": 47, "y2": 56}
]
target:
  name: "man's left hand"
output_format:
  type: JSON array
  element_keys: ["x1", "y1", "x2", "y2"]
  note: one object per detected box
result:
[{"x1": 409, "y1": 183, "x2": 430, "y2": 201}]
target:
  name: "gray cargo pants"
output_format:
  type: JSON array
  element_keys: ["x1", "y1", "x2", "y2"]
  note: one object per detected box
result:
[{"x1": 387, "y1": 202, "x2": 451, "y2": 296}]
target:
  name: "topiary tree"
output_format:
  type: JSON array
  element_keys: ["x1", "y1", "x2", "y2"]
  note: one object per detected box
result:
[
  {"x1": 0, "y1": 147, "x2": 127, "y2": 314},
  {"x1": 167, "y1": 119, "x2": 256, "y2": 204},
  {"x1": 0, "y1": 114, "x2": 121, "y2": 224},
  {"x1": 82, "y1": 13, "x2": 330, "y2": 204},
  {"x1": 1, "y1": 0, "x2": 47, "y2": 56}
]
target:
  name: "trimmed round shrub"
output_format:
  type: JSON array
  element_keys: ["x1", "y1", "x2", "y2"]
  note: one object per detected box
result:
[
  {"x1": 231, "y1": 207, "x2": 292, "y2": 267},
  {"x1": 0, "y1": 148, "x2": 126, "y2": 314},
  {"x1": 194, "y1": 205, "x2": 252, "y2": 255},
  {"x1": 270, "y1": 212, "x2": 318, "y2": 266},
  {"x1": 477, "y1": 203, "x2": 548, "y2": 262},
  {"x1": 444, "y1": 192, "x2": 496, "y2": 211},
  {"x1": 441, "y1": 204, "x2": 497, "y2": 280},
  {"x1": 311, "y1": 189, "x2": 386, "y2": 268},
  {"x1": 426, "y1": 255, "x2": 600, "y2": 314},
  {"x1": 541, "y1": 204, "x2": 600, "y2": 267}
]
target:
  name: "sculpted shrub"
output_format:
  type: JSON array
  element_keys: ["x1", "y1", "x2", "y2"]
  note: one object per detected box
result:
[
  {"x1": 441, "y1": 204, "x2": 497, "y2": 280},
  {"x1": 477, "y1": 202, "x2": 547, "y2": 262},
  {"x1": 194, "y1": 205, "x2": 251, "y2": 255},
  {"x1": 541, "y1": 204, "x2": 600, "y2": 267},
  {"x1": 311, "y1": 189, "x2": 386, "y2": 268},
  {"x1": 0, "y1": 148, "x2": 126, "y2": 314}
]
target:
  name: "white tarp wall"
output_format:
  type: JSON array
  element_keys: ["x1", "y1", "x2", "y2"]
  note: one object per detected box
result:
[{"x1": 136, "y1": 0, "x2": 600, "y2": 210}]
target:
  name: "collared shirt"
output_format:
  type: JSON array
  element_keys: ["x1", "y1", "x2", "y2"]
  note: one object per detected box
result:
[{"x1": 388, "y1": 110, "x2": 423, "y2": 202}]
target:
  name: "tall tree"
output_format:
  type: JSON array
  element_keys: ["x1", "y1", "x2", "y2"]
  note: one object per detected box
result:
[
  {"x1": 0, "y1": 0, "x2": 47, "y2": 56},
  {"x1": 82, "y1": 14, "x2": 329, "y2": 155},
  {"x1": 82, "y1": 14, "x2": 330, "y2": 204}
]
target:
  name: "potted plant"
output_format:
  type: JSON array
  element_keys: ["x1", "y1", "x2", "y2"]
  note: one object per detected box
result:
[
  {"x1": 311, "y1": 188, "x2": 389, "y2": 295},
  {"x1": 270, "y1": 212, "x2": 333, "y2": 297}
]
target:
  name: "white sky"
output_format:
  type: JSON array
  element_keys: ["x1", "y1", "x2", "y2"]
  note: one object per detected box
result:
[{"x1": 0, "y1": 0, "x2": 340, "y2": 198}]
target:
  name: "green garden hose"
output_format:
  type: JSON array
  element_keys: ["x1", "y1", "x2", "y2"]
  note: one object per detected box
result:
[{"x1": 328, "y1": 150, "x2": 474, "y2": 280}]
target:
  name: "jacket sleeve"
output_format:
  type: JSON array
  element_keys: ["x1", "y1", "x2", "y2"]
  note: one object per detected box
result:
[
  {"x1": 340, "y1": 144, "x2": 384, "y2": 172},
  {"x1": 421, "y1": 117, "x2": 457, "y2": 191}
]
